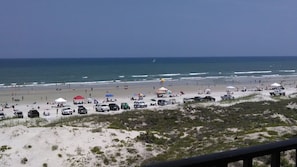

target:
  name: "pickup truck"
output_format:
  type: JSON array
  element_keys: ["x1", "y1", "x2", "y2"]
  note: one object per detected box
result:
[
  {"x1": 221, "y1": 94, "x2": 235, "y2": 100},
  {"x1": 134, "y1": 101, "x2": 148, "y2": 109},
  {"x1": 270, "y1": 89, "x2": 285, "y2": 96}
]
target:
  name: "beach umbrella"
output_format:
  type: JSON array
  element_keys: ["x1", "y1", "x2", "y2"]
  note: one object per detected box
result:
[
  {"x1": 73, "y1": 95, "x2": 85, "y2": 104},
  {"x1": 55, "y1": 98, "x2": 67, "y2": 103},
  {"x1": 226, "y1": 86, "x2": 236, "y2": 89},
  {"x1": 73, "y1": 95, "x2": 84, "y2": 100},
  {"x1": 156, "y1": 88, "x2": 167, "y2": 94},
  {"x1": 105, "y1": 93, "x2": 114, "y2": 98},
  {"x1": 271, "y1": 83, "x2": 281, "y2": 87},
  {"x1": 158, "y1": 87, "x2": 168, "y2": 91},
  {"x1": 205, "y1": 88, "x2": 211, "y2": 94}
]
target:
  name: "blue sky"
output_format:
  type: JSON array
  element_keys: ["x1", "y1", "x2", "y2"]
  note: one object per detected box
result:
[{"x1": 0, "y1": 1, "x2": 297, "y2": 58}]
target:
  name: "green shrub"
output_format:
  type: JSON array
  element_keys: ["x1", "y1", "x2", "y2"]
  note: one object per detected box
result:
[
  {"x1": 136, "y1": 131, "x2": 167, "y2": 145},
  {"x1": 52, "y1": 145, "x2": 58, "y2": 151},
  {"x1": 0, "y1": 145, "x2": 11, "y2": 152},
  {"x1": 90, "y1": 146, "x2": 103, "y2": 155},
  {"x1": 21, "y1": 157, "x2": 28, "y2": 164}
]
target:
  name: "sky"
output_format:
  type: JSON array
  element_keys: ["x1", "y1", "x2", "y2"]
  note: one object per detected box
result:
[{"x1": 0, "y1": 0, "x2": 297, "y2": 58}]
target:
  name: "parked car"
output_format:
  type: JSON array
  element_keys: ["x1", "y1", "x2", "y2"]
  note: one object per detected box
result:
[
  {"x1": 221, "y1": 94, "x2": 235, "y2": 100},
  {"x1": 78, "y1": 106, "x2": 88, "y2": 114},
  {"x1": 109, "y1": 103, "x2": 120, "y2": 111},
  {"x1": 270, "y1": 89, "x2": 285, "y2": 96},
  {"x1": 202, "y1": 96, "x2": 216, "y2": 102},
  {"x1": 28, "y1": 110, "x2": 39, "y2": 118},
  {"x1": 95, "y1": 104, "x2": 110, "y2": 112},
  {"x1": 157, "y1": 99, "x2": 168, "y2": 106},
  {"x1": 0, "y1": 112, "x2": 5, "y2": 120},
  {"x1": 134, "y1": 101, "x2": 148, "y2": 108},
  {"x1": 61, "y1": 107, "x2": 73, "y2": 115},
  {"x1": 183, "y1": 98, "x2": 194, "y2": 103},
  {"x1": 14, "y1": 111, "x2": 24, "y2": 118},
  {"x1": 121, "y1": 103, "x2": 130, "y2": 110},
  {"x1": 168, "y1": 99, "x2": 177, "y2": 104},
  {"x1": 193, "y1": 96, "x2": 203, "y2": 102}
]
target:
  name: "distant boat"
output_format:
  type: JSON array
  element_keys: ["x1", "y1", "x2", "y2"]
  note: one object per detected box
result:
[
  {"x1": 82, "y1": 76, "x2": 88, "y2": 79},
  {"x1": 152, "y1": 59, "x2": 156, "y2": 63}
]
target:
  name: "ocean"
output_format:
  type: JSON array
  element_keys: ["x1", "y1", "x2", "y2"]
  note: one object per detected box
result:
[{"x1": 0, "y1": 56, "x2": 297, "y2": 87}]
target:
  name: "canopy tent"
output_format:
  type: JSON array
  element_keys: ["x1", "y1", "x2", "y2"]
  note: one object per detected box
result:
[
  {"x1": 205, "y1": 88, "x2": 211, "y2": 94},
  {"x1": 156, "y1": 87, "x2": 168, "y2": 93},
  {"x1": 55, "y1": 98, "x2": 67, "y2": 103},
  {"x1": 105, "y1": 93, "x2": 114, "y2": 98},
  {"x1": 156, "y1": 87, "x2": 170, "y2": 97},
  {"x1": 271, "y1": 83, "x2": 281, "y2": 87},
  {"x1": 73, "y1": 95, "x2": 84, "y2": 100},
  {"x1": 226, "y1": 86, "x2": 236, "y2": 89},
  {"x1": 73, "y1": 95, "x2": 84, "y2": 104},
  {"x1": 226, "y1": 86, "x2": 236, "y2": 95}
]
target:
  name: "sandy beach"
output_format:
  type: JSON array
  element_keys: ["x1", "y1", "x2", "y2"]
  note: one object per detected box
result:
[{"x1": 0, "y1": 75, "x2": 297, "y2": 166}]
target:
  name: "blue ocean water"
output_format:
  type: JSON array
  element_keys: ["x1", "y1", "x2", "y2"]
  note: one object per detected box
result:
[{"x1": 0, "y1": 57, "x2": 297, "y2": 86}]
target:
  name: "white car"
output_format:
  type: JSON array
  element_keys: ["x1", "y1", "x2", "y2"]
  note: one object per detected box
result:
[
  {"x1": 61, "y1": 108, "x2": 73, "y2": 115},
  {"x1": 95, "y1": 104, "x2": 110, "y2": 112},
  {"x1": 134, "y1": 101, "x2": 148, "y2": 108}
]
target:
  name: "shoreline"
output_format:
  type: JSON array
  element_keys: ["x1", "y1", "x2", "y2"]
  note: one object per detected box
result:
[
  {"x1": 1, "y1": 75, "x2": 296, "y2": 103},
  {"x1": 0, "y1": 75, "x2": 296, "y2": 115}
]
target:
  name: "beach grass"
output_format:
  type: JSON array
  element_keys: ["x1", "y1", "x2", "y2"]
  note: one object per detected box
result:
[{"x1": 38, "y1": 97, "x2": 297, "y2": 166}]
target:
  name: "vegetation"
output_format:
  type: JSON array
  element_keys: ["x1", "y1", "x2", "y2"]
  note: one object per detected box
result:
[
  {"x1": 21, "y1": 157, "x2": 28, "y2": 164},
  {"x1": 51, "y1": 145, "x2": 58, "y2": 151},
  {"x1": 0, "y1": 145, "x2": 11, "y2": 152},
  {"x1": 90, "y1": 146, "x2": 103, "y2": 155},
  {"x1": 42, "y1": 97, "x2": 297, "y2": 166}
]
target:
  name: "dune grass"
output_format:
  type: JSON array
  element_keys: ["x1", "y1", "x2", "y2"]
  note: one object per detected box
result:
[{"x1": 40, "y1": 97, "x2": 297, "y2": 166}]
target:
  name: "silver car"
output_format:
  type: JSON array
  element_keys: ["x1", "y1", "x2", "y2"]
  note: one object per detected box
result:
[
  {"x1": 61, "y1": 108, "x2": 73, "y2": 115},
  {"x1": 95, "y1": 104, "x2": 110, "y2": 112}
]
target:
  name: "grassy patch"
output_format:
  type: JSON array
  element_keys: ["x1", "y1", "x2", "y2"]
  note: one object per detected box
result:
[
  {"x1": 90, "y1": 146, "x2": 104, "y2": 155},
  {"x1": 38, "y1": 97, "x2": 297, "y2": 166},
  {"x1": 0, "y1": 145, "x2": 11, "y2": 152},
  {"x1": 51, "y1": 145, "x2": 58, "y2": 151}
]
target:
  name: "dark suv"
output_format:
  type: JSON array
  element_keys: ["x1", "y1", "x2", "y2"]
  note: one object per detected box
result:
[
  {"x1": 109, "y1": 103, "x2": 120, "y2": 111},
  {"x1": 28, "y1": 110, "x2": 39, "y2": 118},
  {"x1": 78, "y1": 106, "x2": 88, "y2": 114},
  {"x1": 157, "y1": 99, "x2": 167, "y2": 106}
]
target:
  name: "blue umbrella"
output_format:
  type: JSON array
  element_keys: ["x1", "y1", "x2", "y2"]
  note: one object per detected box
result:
[{"x1": 105, "y1": 93, "x2": 114, "y2": 98}]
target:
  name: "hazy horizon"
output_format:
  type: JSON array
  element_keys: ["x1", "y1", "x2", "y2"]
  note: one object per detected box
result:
[{"x1": 1, "y1": 1, "x2": 297, "y2": 58}]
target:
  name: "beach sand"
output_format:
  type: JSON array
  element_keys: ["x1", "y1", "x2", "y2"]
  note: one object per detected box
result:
[{"x1": 0, "y1": 76, "x2": 296, "y2": 166}]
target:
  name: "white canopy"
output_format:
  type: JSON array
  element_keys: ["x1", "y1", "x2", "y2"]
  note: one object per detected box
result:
[
  {"x1": 226, "y1": 86, "x2": 236, "y2": 89},
  {"x1": 158, "y1": 87, "x2": 168, "y2": 91},
  {"x1": 55, "y1": 98, "x2": 67, "y2": 103},
  {"x1": 156, "y1": 87, "x2": 169, "y2": 94},
  {"x1": 271, "y1": 83, "x2": 281, "y2": 87}
]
